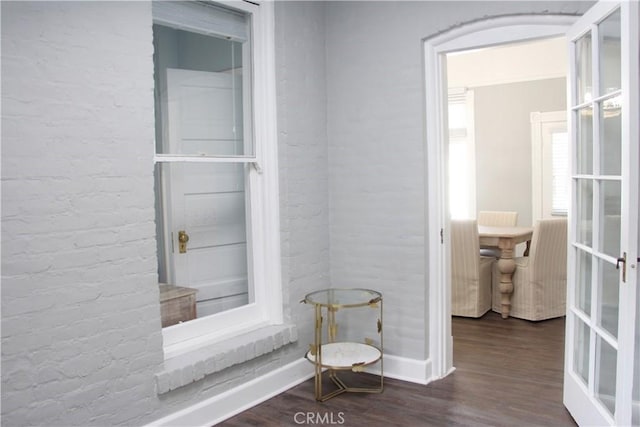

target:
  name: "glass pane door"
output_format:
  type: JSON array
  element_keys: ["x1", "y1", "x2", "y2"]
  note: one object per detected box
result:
[
  {"x1": 571, "y1": 10, "x2": 621, "y2": 415},
  {"x1": 564, "y1": 2, "x2": 638, "y2": 425}
]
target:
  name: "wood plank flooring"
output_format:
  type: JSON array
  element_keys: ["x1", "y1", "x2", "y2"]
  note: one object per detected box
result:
[{"x1": 220, "y1": 312, "x2": 576, "y2": 426}]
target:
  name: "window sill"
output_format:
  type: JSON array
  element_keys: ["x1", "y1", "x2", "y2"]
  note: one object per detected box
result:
[{"x1": 155, "y1": 323, "x2": 297, "y2": 394}]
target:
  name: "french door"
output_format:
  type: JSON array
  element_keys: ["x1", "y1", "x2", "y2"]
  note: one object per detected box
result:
[{"x1": 563, "y1": 1, "x2": 639, "y2": 425}]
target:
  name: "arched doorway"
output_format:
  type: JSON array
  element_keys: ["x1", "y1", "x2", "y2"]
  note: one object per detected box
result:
[{"x1": 422, "y1": 14, "x2": 578, "y2": 379}]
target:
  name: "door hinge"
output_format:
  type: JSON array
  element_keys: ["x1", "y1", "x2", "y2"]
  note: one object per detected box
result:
[{"x1": 440, "y1": 228, "x2": 444, "y2": 244}]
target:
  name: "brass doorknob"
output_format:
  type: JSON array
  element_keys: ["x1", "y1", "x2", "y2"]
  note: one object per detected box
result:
[{"x1": 178, "y1": 230, "x2": 189, "y2": 253}]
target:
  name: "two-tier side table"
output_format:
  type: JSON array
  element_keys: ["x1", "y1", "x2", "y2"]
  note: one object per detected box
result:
[{"x1": 303, "y1": 288, "x2": 384, "y2": 401}]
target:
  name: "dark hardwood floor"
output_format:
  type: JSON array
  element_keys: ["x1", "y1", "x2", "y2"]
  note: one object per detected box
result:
[{"x1": 220, "y1": 312, "x2": 576, "y2": 426}]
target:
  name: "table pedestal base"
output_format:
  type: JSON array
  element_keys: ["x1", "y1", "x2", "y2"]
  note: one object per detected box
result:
[{"x1": 497, "y1": 244, "x2": 517, "y2": 319}]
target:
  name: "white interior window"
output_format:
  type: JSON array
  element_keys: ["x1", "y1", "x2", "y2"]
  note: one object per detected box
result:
[
  {"x1": 152, "y1": 1, "x2": 282, "y2": 357},
  {"x1": 551, "y1": 131, "x2": 569, "y2": 215},
  {"x1": 448, "y1": 87, "x2": 476, "y2": 219},
  {"x1": 531, "y1": 111, "x2": 568, "y2": 222}
]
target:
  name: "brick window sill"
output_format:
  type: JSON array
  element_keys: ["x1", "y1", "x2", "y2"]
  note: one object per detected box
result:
[{"x1": 155, "y1": 323, "x2": 297, "y2": 394}]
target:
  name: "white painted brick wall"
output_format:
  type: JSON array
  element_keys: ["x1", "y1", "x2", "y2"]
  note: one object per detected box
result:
[
  {"x1": 275, "y1": 1, "x2": 330, "y2": 333},
  {"x1": 2, "y1": 1, "x2": 330, "y2": 425},
  {"x1": 325, "y1": 1, "x2": 595, "y2": 359},
  {"x1": 1, "y1": 2, "x2": 163, "y2": 425},
  {"x1": 0, "y1": 0, "x2": 596, "y2": 425}
]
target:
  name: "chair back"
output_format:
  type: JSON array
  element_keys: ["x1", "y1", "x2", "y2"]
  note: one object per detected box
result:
[
  {"x1": 451, "y1": 219, "x2": 493, "y2": 317},
  {"x1": 451, "y1": 220, "x2": 481, "y2": 283},
  {"x1": 477, "y1": 211, "x2": 518, "y2": 227},
  {"x1": 528, "y1": 218, "x2": 568, "y2": 283}
]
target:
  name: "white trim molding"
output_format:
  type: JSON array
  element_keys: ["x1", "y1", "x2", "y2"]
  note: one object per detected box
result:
[
  {"x1": 380, "y1": 355, "x2": 433, "y2": 385},
  {"x1": 146, "y1": 358, "x2": 315, "y2": 427},
  {"x1": 147, "y1": 354, "x2": 434, "y2": 426},
  {"x1": 423, "y1": 14, "x2": 579, "y2": 380}
]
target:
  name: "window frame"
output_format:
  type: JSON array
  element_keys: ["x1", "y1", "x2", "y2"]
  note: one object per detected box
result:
[
  {"x1": 152, "y1": 0, "x2": 283, "y2": 358},
  {"x1": 531, "y1": 110, "x2": 569, "y2": 223}
]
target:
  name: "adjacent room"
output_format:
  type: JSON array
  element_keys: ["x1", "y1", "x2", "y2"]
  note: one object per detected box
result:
[{"x1": 447, "y1": 37, "x2": 570, "y2": 321}]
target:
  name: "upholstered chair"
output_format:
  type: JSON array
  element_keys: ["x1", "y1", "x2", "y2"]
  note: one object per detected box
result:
[
  {"x1": 477, "y1": 211, "x2": 519, "y2": 227},
  {"x1": 492, "y1": 218, "x2": 568, "y2": 321},
  {"x1": 451, "y1": 219, "x2": 494, "y2": 318},
  {"x1": 478, "y1": 211, "x2": 519, "y2": 258}
]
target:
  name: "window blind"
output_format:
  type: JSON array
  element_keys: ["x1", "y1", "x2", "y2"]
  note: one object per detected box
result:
[
  {"x1": 152, "y1": 1, "x2": 249, "y2": 42},
  {"x1": 551, "y1": 131, "x2": 569, "y2": 216},
  {"x1": 448, "y1": 87, "x2": 469, "y2": 139},
  {"x1": 448, "y1": 87, "x2": 475, "y2": 219}
]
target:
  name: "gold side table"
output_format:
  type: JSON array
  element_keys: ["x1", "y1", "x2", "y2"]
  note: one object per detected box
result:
[{"x1": 303, "y1": 288, "x2": 383, "y2": 401}]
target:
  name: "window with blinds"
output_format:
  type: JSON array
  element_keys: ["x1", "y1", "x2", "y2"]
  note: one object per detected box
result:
[
  {"x1": 448, "y1": 88, "x2": 476, "y2": 219},
  {"x1": 531, "y1": 110, "x2": 568, "y2": 222},
  {"x1": 551, "y1": 131, "x2": 569, "y2": 215}
]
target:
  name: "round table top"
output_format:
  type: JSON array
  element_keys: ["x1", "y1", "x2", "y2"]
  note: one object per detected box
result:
[{"x1": 304, "y1": 288, "x2": 382, "y2": 308}]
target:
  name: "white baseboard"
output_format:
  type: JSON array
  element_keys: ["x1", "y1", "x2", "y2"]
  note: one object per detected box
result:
[
  {"x1": 146, "y1": 358, "x2": 315, "y2": 427},
  {"x1": 380, "y1": 354, "x2": 432, "y2": 385},
  {"x1": 146, "y1": 354, "x2": 433, "y2": 426}
]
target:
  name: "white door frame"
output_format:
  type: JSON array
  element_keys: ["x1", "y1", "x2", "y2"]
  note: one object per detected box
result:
[{"x1": 423, "y1": 14, "x2": 579, "y2": 380}]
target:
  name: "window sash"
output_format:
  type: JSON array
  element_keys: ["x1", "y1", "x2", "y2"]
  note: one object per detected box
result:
[{"x1": 153, "y1": 1, "x2": 254, "y2": 159}]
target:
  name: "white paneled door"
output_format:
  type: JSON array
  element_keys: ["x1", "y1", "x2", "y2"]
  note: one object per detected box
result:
[
  {"x1": 164, "y1": 68, "x2": 251, "y2": 317},
  {"x1": 563, "y1": 1, "x2": 639, "y2": 425}
]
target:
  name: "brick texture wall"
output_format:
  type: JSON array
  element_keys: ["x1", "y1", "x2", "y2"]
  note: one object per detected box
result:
[
  {"x1": 1, "y1": 2, "x2": 163, "y2": 425},
  {"x1": 325, "y1": 0, "x2": 594, "y2": 359},
  {"x1": 275, "y1": 0, "x2": 330, "y2": 349},
  {"x1": 1, "y1": 0, "x2": 595, "y2": 425},
  {"x1": 1, "y1": 1, "x2": 329, "y2": 425}
]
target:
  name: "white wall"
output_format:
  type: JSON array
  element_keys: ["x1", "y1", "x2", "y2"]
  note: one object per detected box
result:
[
  {"x1": 1, "y1": 0, "x2": 596, "y2": 425},
  {"x1": 1, "y1": 3, "x2": 163, "y2": 425},
  {"x1": 474, "y1": 77, "x2": 567, "y2": 228},
  {"x1": 1, "y1": 1, "x2": 328, "y2": 425},
  {"x1": 447, "y1": 38, "x2": 569, "y2": 230},
  {"x1": 274, "y1": 0, "x2": 330, "y2": 358},
  {"x1": 325, "y1": 0, "x2": 593, "y2": 360}
]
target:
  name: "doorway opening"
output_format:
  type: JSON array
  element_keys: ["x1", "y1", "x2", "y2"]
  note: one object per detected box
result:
[
  {"x1": 445, "y1": 37, "x2": 570, "y2": 413},
  {"x1": 422, "y1": 14, "x2": 578, "y2": 380},
  {"x1": 446, "y1": 36, "x2": 570, "y2": 322}
]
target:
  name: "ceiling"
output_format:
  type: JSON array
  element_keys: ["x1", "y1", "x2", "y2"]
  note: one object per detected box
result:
[{"x1": 446, "y1": 37, "x2": 567, "y2": 88}]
